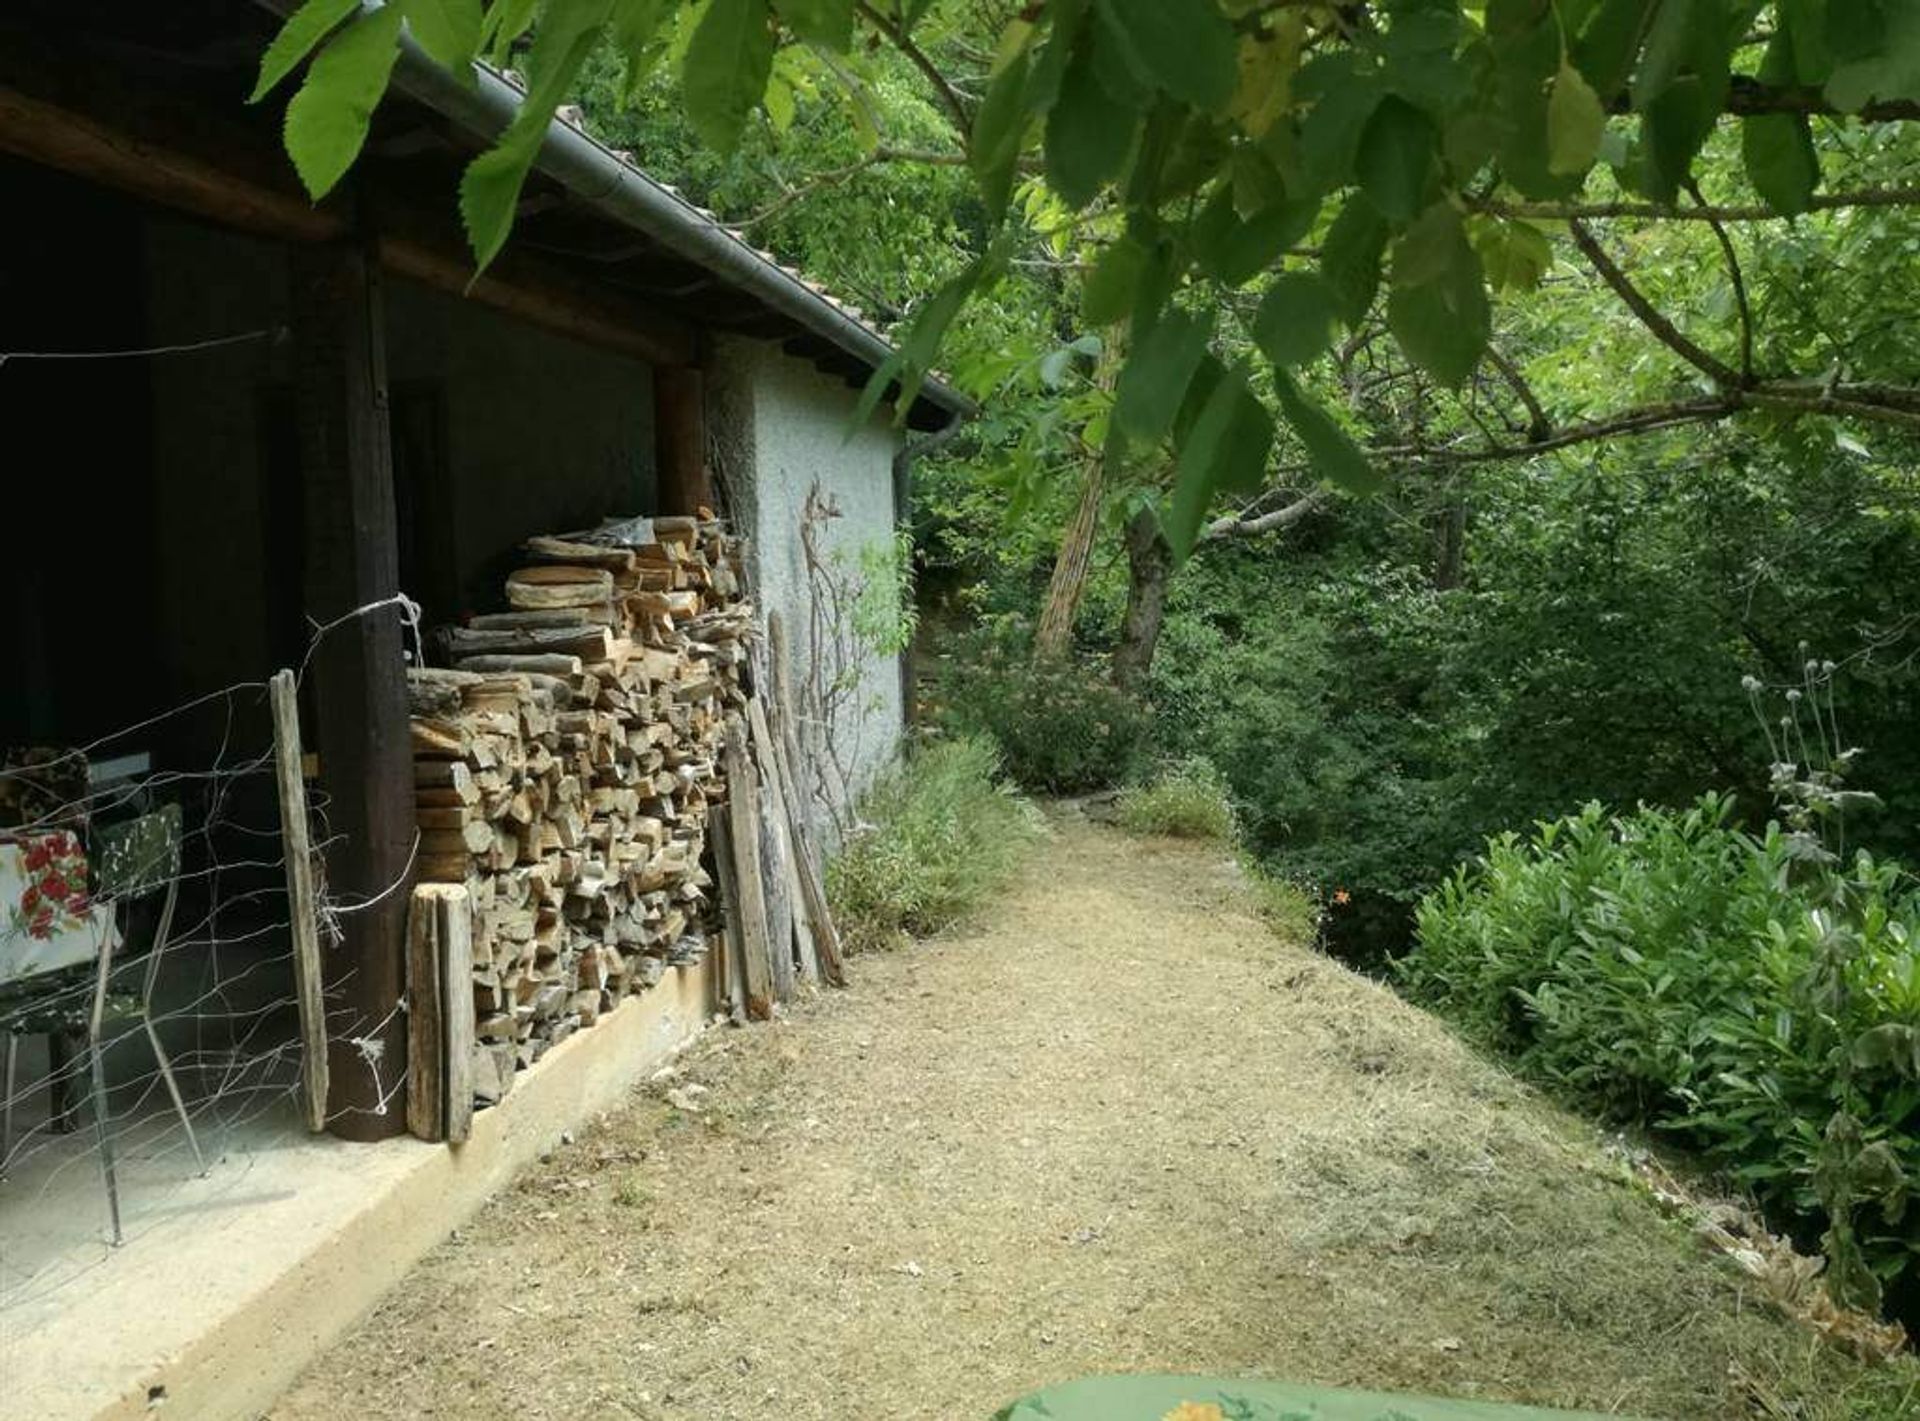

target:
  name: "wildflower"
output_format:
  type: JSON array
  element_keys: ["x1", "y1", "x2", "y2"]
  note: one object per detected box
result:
[
  {"x1": 1741, "y1": 675, "x2": 1762, "y2": 693},
  {"x1": 1333, "y1": 888, "x2": 1352, "y2": 906}
]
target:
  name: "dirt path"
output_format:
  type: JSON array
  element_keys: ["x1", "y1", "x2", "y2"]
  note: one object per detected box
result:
[{"x1": 273, "y1": 814, "x2": 1904, "y2": 1421}]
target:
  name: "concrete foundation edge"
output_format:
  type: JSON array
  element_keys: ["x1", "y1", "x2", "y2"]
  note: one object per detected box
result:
[{"x1": 29, "y1": 960, "x2": 712, "y2": 1421}]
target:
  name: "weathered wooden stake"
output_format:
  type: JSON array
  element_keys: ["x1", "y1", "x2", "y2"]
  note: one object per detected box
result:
[
  {"x1": 721, "y1": 725, "x2": 775, "y2": 1020},
  {"x1": 767, "y1": 613, "x2": 847, "y2": 986},
  {"x1": 269, "y1": 669, "x2": 330, "y2": 1134},
  {"x1": 749, "y1": 695, "x2": 815, "y2": 985},
  {"x1": 405, "y1": 883, "x2": 473, "y2": 1144}
]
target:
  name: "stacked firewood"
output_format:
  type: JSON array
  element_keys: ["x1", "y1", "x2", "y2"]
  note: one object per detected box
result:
[{"x1": 405, "y1": 514, "x2": 749, "y2": 1105}]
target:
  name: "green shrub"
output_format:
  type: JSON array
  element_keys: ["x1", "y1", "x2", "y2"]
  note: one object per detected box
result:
[
  {"x1": 930, "y1": 632, "x2": 1149, "y2": 793},
  {"x1": 1116, "y1": 759, "x2": 1236, "y2": 840},
  {"x1": 1400, "y1": 794, "x2": 1920, "y2": 1313},
  {"x1": 1242, "y1": 864, "x2": 1324, "y2": 946},
  {"x1": 826, "y1": 736, "x2": 1043, "y2": 953}
]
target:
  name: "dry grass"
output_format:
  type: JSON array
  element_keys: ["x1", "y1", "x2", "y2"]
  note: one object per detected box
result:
[{"x1": 270, "y1": 811, "x2": 1920, "y2": 1421}]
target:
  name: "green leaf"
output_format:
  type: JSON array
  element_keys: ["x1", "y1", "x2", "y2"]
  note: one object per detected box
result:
[
  {"x1": 1193, "y1": 186, "x2": 1320, "y2": 287},
  {"x1": 683, "y1": 0, "x2": 778, "y2": 153},
  {"x1": 1274, "y1": 369, "x2": 1379, "y2": 494},
  {"x1": 853, "y1": 260, "x2": 987, "y2": 428},
  {"x1": 1777, "y1": 0, "x2": 1832, "y2": 85},
  {"x1": 1088, "y1": 2, "x2": 1153, "y2": 106},
  {"x1": 1547, "y1": 60, "x2": 1608, "y2": 174},
  {"x1": 252, "y1": 0, "x2": 363, "y2": 102},
  {"x1": 1631, "y1": 0, "x2": 1700, "y2": 109},
  {"x1": 1742, "y1": 111, "x2": 1819, "y2": 214},
  {"x1": 459, "y1": 0, "x2": 611, "y2": 268},
  {"x1": 1481, "y1": 0, "x2": 1580, "y2": 199},
  {"x1": 1092, "y1": 0, "x2": 1237, "y2": 111},
  {"x1": 1113, "y1": 306, "x2": 1213, "y2": 445},
  {"x1": 1470, "y1": 215, "x2": 1553, "y2": 292},
  {"x1": 872, "y1": 239, "x2": 1007, "y2": 420},
  {"x1": 1166, "y1": 363, "x2": 1274, "y2": 556},
  {"x1": 971, "y1": 44, "x2": 1035, "y2": 222},
  {"x1": 612, "y1": 0, "x2": 677, "y2": 52},
  {"x1": 1354, "y1": 95, "x2": 1436, "y2": 222},
  {"x1": 480, "y1": 0, "x2": 538, "y2": 64},
  {"x1": 1027, "y1": 0, "x2": 1089, "y2": 112},
  {"x1": 1295, "y1": 58, "x2": 1381, "y2": 195},
  {"x1": 774, "y1": 0, "x2": 854, "y2": 51},
  {"x1": 1573, "y1": 0, "x2": 1662, "y2": 100},
  {"x1": 1319, "y1": 197, "x2": 1389, "y2": 328},
  {"x1": 401, "y1": 0, "x2": 482, "y2": 73},
  {"x1": 1825, "y1": 1, "x2": 1920, "y2": 111},
  {"x1": 1387, "y1": 204, "x2": 1490, "y2": 387},
  {"x1": 1391, "y1": 200, "x2": 1467, "y2": 287},
  {"x1": 283, "y1": 5, "x2": 406, "y2": 200},
  {"x1": 1082, "y1": 235, "x2": 1148, "y2": 326},
  {"x1": 1252, "y1": 273, "x2": 1340, "y2": 369},
  {"x1": 1045, "y1": 40, "x2": 1137, "y2": 208},
  {"x1": 1127, "y1": 234, "x2": 1179, "y2": 341}
]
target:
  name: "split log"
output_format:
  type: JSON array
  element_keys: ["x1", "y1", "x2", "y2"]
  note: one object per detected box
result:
[{"x1": 406, "y1": 883, "x2": 473, "y2": 1144}]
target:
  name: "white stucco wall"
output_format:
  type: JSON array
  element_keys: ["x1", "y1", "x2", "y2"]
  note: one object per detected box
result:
[{"x1": 708, "y1": 336, "x2": 907, "y2": 832}]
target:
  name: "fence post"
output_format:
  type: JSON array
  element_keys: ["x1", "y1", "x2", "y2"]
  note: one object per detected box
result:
[{"x1": 269, "y1": 669, "x2": 330, "y2": 1134}]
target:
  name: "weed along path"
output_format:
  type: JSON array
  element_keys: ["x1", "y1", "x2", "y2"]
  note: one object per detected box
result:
[{"x1": 273, "y1": 813, "x2": 1907, "y2": 1421}]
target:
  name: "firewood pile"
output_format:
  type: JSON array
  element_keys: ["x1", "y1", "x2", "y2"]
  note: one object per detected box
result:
[{"x1": 401, "y1": 514, "x2": 844, "y2": 1132}]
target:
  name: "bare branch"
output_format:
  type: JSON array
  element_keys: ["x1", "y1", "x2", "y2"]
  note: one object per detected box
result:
[
  {"x1": 856, "y1": 1, "x2": 972, "y2": 139},
  {"x1": 1485, "y1": 187, "x2": 1920, "y2": 223},
  {"x1": 1202, "y1": 488, "x2": 1327, "y2": 541},
  {"x1": 1721, "y1": 76, "x2": 1920, "y2": 123},
  {"x1": 1373, "y1": 396, "x2": 1743, "y2": 465},
  {"x1": 1686, "y1": 177, "x2": 1755, "y2": 381},
  {"x1": 1567, "y1": 218, "x2": 1744, "y2": 388},
  {"x1": 742, "y1": 146, "x2": 967, "y2": 230},
  {"x1": 1484, "y1": 346, "x2": 1551, "y2": 442}
]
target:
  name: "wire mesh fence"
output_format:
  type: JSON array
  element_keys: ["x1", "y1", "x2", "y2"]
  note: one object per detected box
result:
[{"x1": 0, "y1": 600, "x2": 419, "y2": 1309}]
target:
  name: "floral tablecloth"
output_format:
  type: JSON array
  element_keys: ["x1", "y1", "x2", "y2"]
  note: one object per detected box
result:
[{"x1": 1, "y1": 831, "x2": 117, "y2": 986}]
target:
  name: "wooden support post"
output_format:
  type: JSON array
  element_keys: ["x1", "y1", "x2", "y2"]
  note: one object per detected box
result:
[
  {"x1": 291, "y1": 240, "x2": 417, "y2": 1141},
  {"x1": 653, "y1": 365, "x2": 712, "y2": 515},
  {"x1": 406, "y1": 884, "x2": 473, "y2": 1144},
  {"x1": 269, "y1": 670, "x2": 331, "y2": 1133}
]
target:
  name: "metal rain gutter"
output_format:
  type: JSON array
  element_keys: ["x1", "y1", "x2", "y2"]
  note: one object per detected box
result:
[{"x1": 379, "y1": 37, "x2": 974, "y2": 427}]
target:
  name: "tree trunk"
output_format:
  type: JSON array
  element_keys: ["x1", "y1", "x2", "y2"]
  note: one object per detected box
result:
[
  {"x1": 1431, "y1": 495, "x2": 1467, "y2": 590},
  {"x1": 1112, "y1": 508, "x2": 1171, "y2": 692},
  {"x1": 1033, "y1": 441, "x2": 1105, "y2": 660}
]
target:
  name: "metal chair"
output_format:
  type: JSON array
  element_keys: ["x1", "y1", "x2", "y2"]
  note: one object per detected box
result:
[{"x1": 1, "y1": 804, "x2": 203, "y2": 1244}]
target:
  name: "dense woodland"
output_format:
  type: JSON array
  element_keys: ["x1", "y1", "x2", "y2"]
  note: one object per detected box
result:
[{"x1": 265, "y1": 0, "x2": 1920, "y2": 1337}]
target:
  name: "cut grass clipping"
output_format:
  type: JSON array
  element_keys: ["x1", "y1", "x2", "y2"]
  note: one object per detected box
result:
[
  {"x1": 828, "y1": 736, "x2": 1043, "y2": 953},
  {"x1": 1116, "y1": 758, "x2": 1236, "y2": 840}
]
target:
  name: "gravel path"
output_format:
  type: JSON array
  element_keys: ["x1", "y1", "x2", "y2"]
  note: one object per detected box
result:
[{"x1": 271, "y1": 813, "x2": 1901, "y2": 1420}]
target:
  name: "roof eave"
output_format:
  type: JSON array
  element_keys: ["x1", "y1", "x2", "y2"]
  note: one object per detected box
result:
[{"x1": 379, "y1": 37, "x2": 974, "y2": 430}]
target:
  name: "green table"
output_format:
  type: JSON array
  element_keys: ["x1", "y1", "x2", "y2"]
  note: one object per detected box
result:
[{"x1": 994, "y1": 1375, "x2": 1637, "y2": 1421}]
